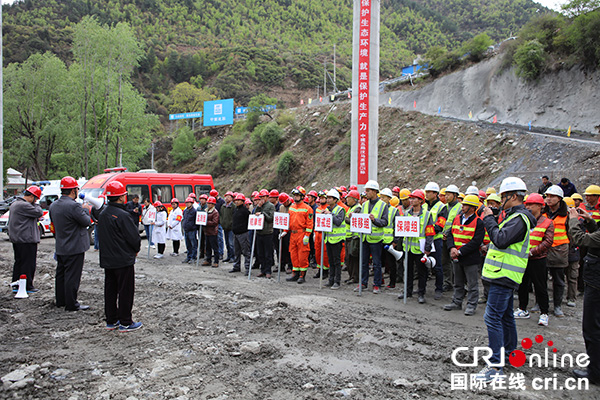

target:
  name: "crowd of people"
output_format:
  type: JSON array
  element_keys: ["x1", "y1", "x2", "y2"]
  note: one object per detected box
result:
[{"x1": 7, "y1": 175, "x2": 600, "y2": 385}]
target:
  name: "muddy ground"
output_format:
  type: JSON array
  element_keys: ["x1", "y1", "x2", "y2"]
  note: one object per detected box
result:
[{"x1": 0, "y1": 235, "x2": 598, "y2": 400}]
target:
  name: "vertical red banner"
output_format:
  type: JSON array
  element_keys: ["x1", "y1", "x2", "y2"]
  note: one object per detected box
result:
[{"x1": 357, "y1": 0, "x2": 371, "y2": 185}]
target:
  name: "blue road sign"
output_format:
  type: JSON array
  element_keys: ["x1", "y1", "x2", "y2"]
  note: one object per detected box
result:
[
  {"x1": 169, "y1": 111, "x2": 203, "y2": 121},
  {"x1": 204, "y1": 99, "x2": 234, "y2": 126}
]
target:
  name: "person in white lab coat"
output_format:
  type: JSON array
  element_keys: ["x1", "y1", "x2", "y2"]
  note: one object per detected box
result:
[
  {"x1": 166, "y1": 198, "x2": 184, "y2": 256},
  {"x1": 152, "y1": 202, "x2": 168, "y2": 259}
]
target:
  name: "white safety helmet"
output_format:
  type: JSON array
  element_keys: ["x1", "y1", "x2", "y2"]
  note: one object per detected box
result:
[
  {"x1": 364, "y1": 180, "x2": 380, "y2": 191},
  {"x1": 424, "y1": 182, "x2": 440, "y2": 192},
  {"x1": 545, "y1": 185, "x2": 564, "y2": 198},
  {"x1": 499, "y1": 177, "x2": 527, "y2": 195},
  {"x1": 327, "y1": 188, "x2": 340, "y2": 199},
  {"x1": 445, "y1": 184, "x2": 460, "y2": 194},
  {"x1": 380, "y1": 188, "x2": 394, "y2": 198},
  {"x1": 465, "y1": 185, "x2": 479, "y2": 195}
]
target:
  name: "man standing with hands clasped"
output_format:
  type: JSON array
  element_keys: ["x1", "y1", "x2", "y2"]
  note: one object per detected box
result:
[
  {"x1": 49, "y1": 176, "x2": 92, "y2": 311},
  {"x1": 97, "y1": 182, "x2": 142, "y2": 332}
]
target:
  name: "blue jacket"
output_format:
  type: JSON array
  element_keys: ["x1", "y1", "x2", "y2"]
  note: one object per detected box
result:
[{"x1": 182, "y1": 206, "x2": 199, "y2": 231}]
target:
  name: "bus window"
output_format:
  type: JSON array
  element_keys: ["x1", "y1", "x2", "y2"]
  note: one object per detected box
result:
[
  {"x1": 126, "y1": 185, "x2": 150, "y2": 203},
  {"x1": 195, "y1": 185, "x2": 212, "y2": 198},
  {"x1": 152, "y1": 185, "x2": 172, "y2": 203},
  {"x1": 174, "y1": 185, "x2": 193, "y2": 201}
]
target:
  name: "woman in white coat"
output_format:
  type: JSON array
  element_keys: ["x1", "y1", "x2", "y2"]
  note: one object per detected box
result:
[
  {"x1": 166, "y1": 198, "x2": 184, "y2": 256},
  {"x1": 152, "y1": 202, "x2": 168, "y2": 259}
]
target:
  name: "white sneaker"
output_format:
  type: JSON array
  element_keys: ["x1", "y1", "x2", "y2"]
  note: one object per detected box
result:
[
  {"x1": 170, "y1": 252, "x2": 179, "y2": 257},
  {"x1": 538, "y1": 314, "x2": 549, "y2": 326},
  {"x1": 151, "y1": 245, "x2": 156, "y2": 249},
  {"x1": 145, "y1": 245, "x2": 149, "y2": 248},
  {"x1": 514, "y1": 308, "x2": 530, "y2": 319},
  {"x1": 567, "y1": 300, "x2": 576, "y2": 307},
  {"x1": 154, "y1": 254, "x2": 164, "y2": 259}
]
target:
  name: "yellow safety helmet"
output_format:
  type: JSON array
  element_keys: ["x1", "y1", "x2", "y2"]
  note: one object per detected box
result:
[
  {"x1": 399, "y1": 188, "x2": 411, "y2": 200},
  {"x1": 440, "y1": 188, "x2": 447, "y2": 195},
  {"x1": 564, "y1": 197, "x2": 575, "y2": 208},
  {"x1": 486, "y1": 187, "x2": 496, "y2": 195},
  {"x1": 487, "y1": 193, "x2": 501, "y2": 203},
  {"x1": 458, "y1": 192, "x2": 465, "y2": 200},
  {"x1": 462, "y1": 195, "x2": 480, "y2": 208},
  {"x1": 584, "y1": 185, "x2": 600, "y2": 196},
  {"x1": 572, "y1": 193, "x2": 584, "y2": 201},
  {"x1": 390, "y1": 196, "x2": 400, "y2": 208}
]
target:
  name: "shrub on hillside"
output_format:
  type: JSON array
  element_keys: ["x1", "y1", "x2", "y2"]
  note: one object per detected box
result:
[
  {"x1": 170, "y1": 127, "x2": 196, "y2": 166},
  {"x1": 277, "y1": 151, "x2": 296, "y2": 179},
  {"x1": 514, "y1": 40, "x2": 546, "y2": 81},
  {"x1": 461, "y1": 33, "x2": 494, "y2": 62},
  {"x1": 217, "y1": 143, "x2": 237, "y2": 169}
]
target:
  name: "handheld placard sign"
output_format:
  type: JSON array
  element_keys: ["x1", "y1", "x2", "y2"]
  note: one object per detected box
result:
[
  {"x1": 314, "y1": 214, "x2": 333, "y2": 232},
  {"x1": 350, "y1": 214, "x2": 371, "y2": 234},
  {"x1": 273, "y1": 212, "x2": 289, "y2": 230},
  {"x1": 248, "y1": 214, "x2": 265, "y2": 230},
  {"x1": 196, "y1": 211, "x2": 208, "y2": 226},
  {"x1": 394, "y1": 216, "x2": 419, "y2": 237}
]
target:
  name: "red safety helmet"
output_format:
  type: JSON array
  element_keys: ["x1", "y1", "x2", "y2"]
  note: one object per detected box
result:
[
  {"x1": 478, "y1": 190, "x2": 487, "y2": 200},
  {"x1": 199, "y1": 194, "x2": 208, "y2": 200},
  {"x1": 347, "y1": 190, "x2": 360, "y2": 199},
  {"x1": 279, "y1": 193, "x2": 289, "y2": 203},
  {"x1": 341, "y1": 191, "x2": 347, "y2": 198},
  {"x1": 252, "y1": 191, "x2": 259, "y2": 198},
  {"x1": 296, "y1": 186, "x2": 306, "y2": 195},
  {"x1": 308, "y1": 190, "x2": 318, "y2": 198},
  {"x1": 259, "y1": 189, "x2": 270, "y2": 197},
  {"x1": 105, "y1": 181, "x2": 127, "y2": 197},
  {"x1": 153, "y1": 201, "x2": 162, "y2": 208},
  {"x1": 60, "y1": 176, "x2": 79, "y2": 189},
  {"x1": 349, "y1": 185, "x2": 358, "y2": 191},
  {"x1": 210, "y1": 189, "x2": 218, "y2": 197},
  {"x1": 269, "y1": 189, "x2": 279, "y2": 198},
  {"x1": 253, "y1": 194, "x2": 260, "y2": 201},
  {"x1": 234, "y1": 193, "x2": 246, "y2": 201},
  {"x1": 207, "y1": 196, "x2": 216, "y2": 204},
  {"x1": 245, "y1": 198, "x2": 252, "y2": 205},
  {"x1": 188, "y1": 193, "x2": 197, "y2": 199},
  {"x1": 409, "y1": 189, "x2": 425, "y2": 201},
  {"x1": 340, "y1": 186, "x2": 347, "y2": 192},
  {"x1": 525, "y1": 193, "x2": 545, "y2": 206},
  {"x1": 392, "y1": 186, "x2": 401, "y2": 193},
  {"x1": 25, "y1": 185, "x2": 42, "y2": 199},
  {"x1": 185, "y1": 197, "x2": 195, "y2": 203},
  {"x1": 171, "y1": 198, "x2": 179, "y2": 204},
  {"x1": 225, "y1": 191, "x2": 234, "y2": 197}
]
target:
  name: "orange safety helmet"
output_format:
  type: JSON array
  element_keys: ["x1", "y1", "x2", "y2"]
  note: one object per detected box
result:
[
  {"x1": 25, "y1": 185, "x2": 42, "y2": 199},
  {"x1": 296, "y1": 186, "x2": 306, "y2": 195},
  {"x1": 60, "y1": 176, "x2": 79, "y2": 189},
  {"x1": 105, "y1": 181, "x2": 127, "y2": 197}
]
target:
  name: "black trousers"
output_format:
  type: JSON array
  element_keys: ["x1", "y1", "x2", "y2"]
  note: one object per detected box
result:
[
  {"x1": 583, "y1": 255, "x2": 600, "y2": 381},
  {"x1": 548, "y1": 267, "x2": 566, "y2": 308},
  {"x1": 56, "y1": 253, "x2": 85, "y2": 310},
  {"x1": 12, "y1": 243, "x2": 38, "y2": 291},
  {"x1": 205, "y1": 235, "x2": 219, "y2": 264},
  {"x1": 256, "y1": 234, "x2": 274, "y2": 275},
  {"x1": 406, "y1": 252, "x2": 428, "y2": 297},
  {"x1": 104, "y1": 266, "x2": 135, "y2": 326},
  {"x1": 519, "y1": 258, "x2": 549, "y2": 314},
  {"x1": 326, "y1": 241, "x2": 343, "y2": 285}
]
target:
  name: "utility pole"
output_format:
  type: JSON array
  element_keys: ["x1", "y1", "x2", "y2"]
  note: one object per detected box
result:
[
  {"x1": 0, "y1": 4, "x2": 4, "y2": 198},
  {"x1": 323, "y1": 60, "x2": 327, "y2": 99},
  {"x1": 151, "y1": 142, "x2": 155, "y2": 170},
  {"x1": 333, "y1": 44, "x2": 336, "y2": 93},
  {"x1": 119, "y1": 147, "x2": 123, "y2": 168}
]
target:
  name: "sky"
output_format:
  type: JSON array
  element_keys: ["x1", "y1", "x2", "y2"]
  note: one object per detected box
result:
[{"x1": 0, "y1": 0, "x2": 571, "y2": 10}]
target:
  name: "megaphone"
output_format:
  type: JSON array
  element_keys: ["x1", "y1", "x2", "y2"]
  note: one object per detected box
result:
[
  {"x1": 79, "y1": 193, "x2": 104, "y2": 209},
  {"x1": 15, "y1": 275, "x2": 28, "y2": 299},
  {"x1": 420, "y1": 256, "x2": 436, "y2": 270},
  {"x1": 384, "y1": 245, "x2": 404, "y2": 261}
]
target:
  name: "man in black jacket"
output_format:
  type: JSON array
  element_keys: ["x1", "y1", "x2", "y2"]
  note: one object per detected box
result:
[
  {"x1": 97, "y1": 181, "x2": 142, "y2": 332},
  {"x1": 231, "y1": 194, "x2": 251, "y2": 273},
  {"x1": 49, "y1": 176, "x2": 92, "y2": 311},
  {"x1": 182, "y1": 197, "x2": 199, "y2": 264},
  {"x1": 444, "y1": 195, "x2": 485, "y2": 316}
]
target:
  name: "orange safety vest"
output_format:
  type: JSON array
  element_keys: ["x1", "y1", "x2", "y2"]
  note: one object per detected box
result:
[
  {"x1": 529, "y1": 216, "x2": 552, "y2": 249},
  {"x1": 478, "y1": 213, "x2": 491, "y2": 245},
  {"x1": 289, "y1": 201, "x2": 314, "y2": 235},
  {"x1": 546, "y1": 214, "x2": 569, "y2": 247},
  {"x1": 396, "y1": 206, "x2": 404, "y2": 216},
  {"x1": 583, "y1": 204, "x2": 600, "y2": 224},
  {"x1": 451, "y1": 214, "x2": 477, "y2": 249}
]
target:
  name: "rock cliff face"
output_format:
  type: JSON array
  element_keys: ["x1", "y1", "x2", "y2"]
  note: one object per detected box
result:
[{"x1": 385, "y1": 57, "x2": 600, "y2": 135}]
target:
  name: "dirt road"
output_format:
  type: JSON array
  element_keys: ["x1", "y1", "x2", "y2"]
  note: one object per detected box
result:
[{"x1": 1, "y1": 235, "x2": 597, "y2": 399}]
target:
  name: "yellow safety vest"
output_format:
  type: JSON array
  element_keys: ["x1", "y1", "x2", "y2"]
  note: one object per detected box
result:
[
  {"x1": 361, "y1": 199, "x2": 386, "y2": 243},
  {"x1": 383, "y1": 206, "x2": 399, "y2": 244},
  {"x1": 325, "y1": 205, "x2": 346, "y2": 244}
]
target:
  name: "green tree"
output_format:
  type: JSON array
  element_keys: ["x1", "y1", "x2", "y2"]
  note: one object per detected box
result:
[
  {"x1": 561, "y1": 0, "x2": 600, "y2": 17},
  {"x1": 460, "y1": 33, "x2": 494, "y2": 62},
  {"x1": 246, "y1": 93, "x2": 278, "y2": 131},
  {"x1": 170, "y1": 127, "x2": 197, "y2": 166},
  {"x1": 514, "y1": 40, "x2": 546, "y2": 81},
  {"x1": 170, "y1": 82, "x2": 215, "y2": 114}
]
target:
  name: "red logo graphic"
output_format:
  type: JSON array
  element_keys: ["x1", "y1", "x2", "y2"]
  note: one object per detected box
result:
[{"x1": 508, "y1": 334, "x2": 558, "y2": 368}]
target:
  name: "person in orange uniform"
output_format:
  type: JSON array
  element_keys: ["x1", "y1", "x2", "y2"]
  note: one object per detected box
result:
[
  {"x1": 284, "y1": 187, "x2": 314, "y2": 284},
  {"x1": 313, "y1": 191, "x2": 330, "y2": 279}
]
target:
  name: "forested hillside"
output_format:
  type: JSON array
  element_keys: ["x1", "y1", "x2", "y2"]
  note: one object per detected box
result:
[{"x1": 3, "y1": 0, "x2": 544, "y2": 106}]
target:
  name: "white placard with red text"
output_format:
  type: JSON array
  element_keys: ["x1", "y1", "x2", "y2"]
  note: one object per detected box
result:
[
  {"x1": 248, "y1": 214, "x2": 265, "y2": 230},
  {"x1": 148, "y1": 209, "x2": 156, "y2": 223},
  {"x1": 315, "y1": 213, "x2": 333, "y2": 232},
  {"x1": 394, "y1": 216, "x2": 420, "y2": 237},
  {"x1": 350, "y1": 213, "x2": 371, "y2": 234},
  {"x1": 273, "y1": 212, "x2": 289, "y2": 230},
  {"x1": 196, "y1": 211, "x2": 207, "y2": 226}
]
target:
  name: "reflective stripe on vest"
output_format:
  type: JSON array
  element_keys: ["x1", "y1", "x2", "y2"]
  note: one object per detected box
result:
[
  {"x1": 584, "y1": 204, "x2": 600, "y2": 223},
  {"x1": 424, "y1": 201, "x2": 445, "y2": 240},
  {"x1": 483, "y1": 212, "x2": 532, "y2": 285},
  {"x1": 362, "y1": 199, "x2": 386, "y2": 243},
  {"x1": 529, "y1": 217, "x2": 552, "y2": 249},
  {"x1": 325, "y1": 205, "x2": 346, "y2": 244},
  {"x1": 383, "y1": 207, "x2": 399, "y2": 244},
  {"x1": 444, "y1": 202, "x2": 462, "y2": 234},
  {"x1": 549, "y1": 214, "x2": 569, "y2": 246},
  {"x1": 346, "y1": 204, "x2": 362, "y2": 238},
  {"x1": 451, "y1": 214, "x2": 477, "y2": 248},
  {"x1": 404, "y1": 210, "x2": 428, "y2": 254}
]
